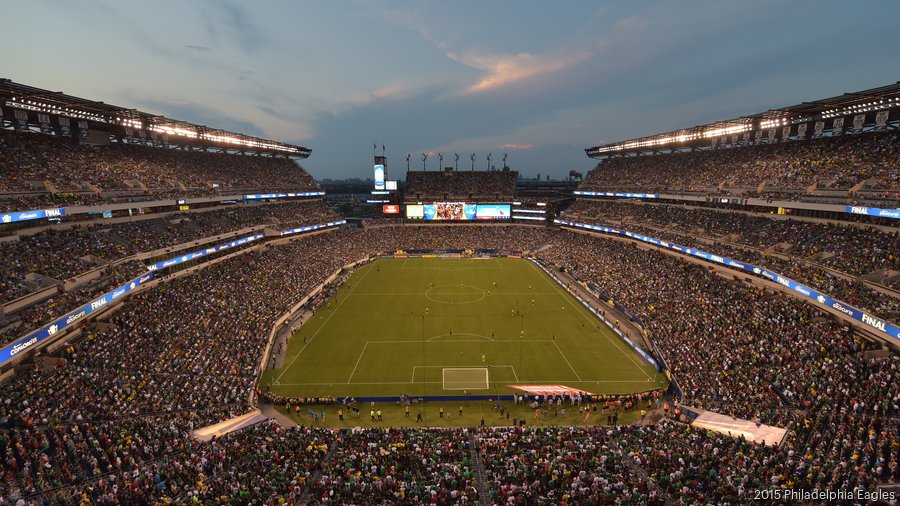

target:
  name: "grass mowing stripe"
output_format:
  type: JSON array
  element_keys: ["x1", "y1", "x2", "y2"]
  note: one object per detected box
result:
[
  {"x1": 273, "y1": 262, "x2": 374, "y2": 384},
  {"x1": 262, "y1": 257, "x2": 668, "y2": 398},
  {"x1": 526, "y1": 260, "x2": 654, "y2": 381}
]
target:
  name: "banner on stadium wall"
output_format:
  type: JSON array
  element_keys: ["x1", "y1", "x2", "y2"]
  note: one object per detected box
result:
[
  {"x1": 242, "y1": 192, "x2": 325, "y2": 200},
  {"x1": 0, "y1": 207, "x2": 66, "y2": 224},
  {"x1": 573, "y1": 191, "x2": 659, "y2": 199},
  {"x1": 280, "y1": 220, "x2": 346, "y2": 236},
  {"x1": 0, "y1": 272, "x2": 154, "y2": 366},
  {"x1": 508, "y1": 385, "x2": 594, "y2": 396},
  {"x1": 146, "y1": 233, "x2": 265, "y2": 271},
  {"x1": 845, "y1": 206, "x2": 900, "y2": 220},
  {"x1": 555, "y1": 219, "x2": 900, "y2": 342}
]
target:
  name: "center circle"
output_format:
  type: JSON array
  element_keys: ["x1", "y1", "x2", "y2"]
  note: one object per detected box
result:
[{"x1": 424, "y1": 284, "x2": 487, "y2": 304}]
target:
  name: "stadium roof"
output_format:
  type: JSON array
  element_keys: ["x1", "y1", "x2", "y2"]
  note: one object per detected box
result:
[
  {"x1": 586, "y1": 82, "x2": 900, "y2": 158},
  {"x1": 0, "y1": 79, "x2": 310, "y2": 157}
]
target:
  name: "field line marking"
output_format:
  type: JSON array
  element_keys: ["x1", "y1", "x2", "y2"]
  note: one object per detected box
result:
[
  {"x1": 552, "y1": 340, "x2": 583, "y2": 382},
  {"x1": 427, "y1": 332, "x2": 494, "y2": 342},
  {"x1": 413, "y1": 364, "x2": 517, "y2": 383},
  {"x1": 274, "y1": 262, "x2": 376, "y2": 384},
  {"x1": 526, "y1": 261, "x2": 653, "y2": 381},
  {"x1": 494, "y1": 258, "x2": 504, "y2": 269},
  {"x1": 347, "y1": 342, "x2": 369, "y2": 384}
]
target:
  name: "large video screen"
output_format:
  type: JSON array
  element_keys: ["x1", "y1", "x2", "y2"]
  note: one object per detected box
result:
[
  {"x1": 374, "y1": 164, "x2": 385, "y2": 190},
  {"x1": 475, "y1": 204, "x2": 511, "y2": 220},
  {"x1": 406, "y1": 204, "x2": 424, "y2": 219},
  {"x1": 423, "y1": 202, "x2": 477, "y2": 221}
]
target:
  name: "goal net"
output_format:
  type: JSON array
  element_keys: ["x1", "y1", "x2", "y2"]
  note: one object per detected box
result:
[{"x1": 442, "y1": 367, "x2": 489, "y2": 390}]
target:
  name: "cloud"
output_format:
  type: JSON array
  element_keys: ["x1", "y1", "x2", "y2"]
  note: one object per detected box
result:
[
  {"x1": 346, "y1": 82, "x2": 418, "y2": 107},
  {"x1": 500, "y1": 143, "x2": 535, "y2": 151},
  {"x1": 185, "y1": 45, "x2": 211, "y2": 52},
  {"x1": 448, "y1": 48, "x2": 593, "y2": 94}
]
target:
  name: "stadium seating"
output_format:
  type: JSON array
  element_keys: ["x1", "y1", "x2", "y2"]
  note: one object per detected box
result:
[
  {"x1": 1, "y1": 224, "x2": 897, "y2": 504},
  {"x1": 404, "y1": 170, "x2": 518, "y2": 200},
  {"x1": 1, "y1": 120, "x2": 897, "y2": 503},
  {"x1": 0, "y1": 128, "x2": 318, "y2": 206},
  {"x1": 562, "y1": 199, "x2": 900, "y2": 321},
  {"x1": 565, "y1": 199, "x2": 899, "y2": 276},
  {"x1": 580, "y1": 131, "x2": 900, "y2": 192}
]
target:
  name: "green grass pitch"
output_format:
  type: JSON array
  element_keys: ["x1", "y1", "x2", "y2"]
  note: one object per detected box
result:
[{"x1": 261, "y1": 257, "x2": 668, "y2": 398}]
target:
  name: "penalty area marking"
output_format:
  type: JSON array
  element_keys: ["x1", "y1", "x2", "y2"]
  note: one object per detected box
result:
[{"x1": 412, "y1": 364, "x2": 520, "y2": 383}]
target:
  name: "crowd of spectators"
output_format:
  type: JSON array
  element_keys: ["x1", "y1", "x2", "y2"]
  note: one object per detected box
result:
[
  {"x1": 479, "y1": 425, "x2": 665, "y2": 504},
  {"x1": 309, "y1": 428, "x2": 478, "y2": 504},
  {"x1": 404, "y1": 170, "x2": 518, "y2": 200},
  {"x1": 0, "y1": 199, "x2": 336, "y2": 305},
  {"x1": 536, "y1": 231, "x2": 899, "y2": 491},
  {"x1": 0, "y1": 128, "x2": 319, "y2": 203},
  {"x1": 0, "y1": 261, "x2": 147, "y2": 346},
  {"x1": 1, "y1": 223, "x2": 898, "y2": 504},
  {"x1": 581, "y1": 131, "x2": 900, "y2": 191},
  {"x1": 565, "y1": 199, "x2": 899, "y2": 277}
]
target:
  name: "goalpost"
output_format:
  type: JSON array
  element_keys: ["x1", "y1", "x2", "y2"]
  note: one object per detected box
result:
[{"x1": 442, "y1": 367, "x2": 489, "y2": 390}]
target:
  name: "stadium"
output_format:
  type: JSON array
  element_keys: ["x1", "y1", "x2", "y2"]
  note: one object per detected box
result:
[{"x1": 1, "y1": 5, "x2": 899, "y2": 505}]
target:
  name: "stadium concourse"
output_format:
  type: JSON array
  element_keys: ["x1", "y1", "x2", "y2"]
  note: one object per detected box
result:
[{"x1": 0, "y1": 87, "x2": 898, "y2": 506}]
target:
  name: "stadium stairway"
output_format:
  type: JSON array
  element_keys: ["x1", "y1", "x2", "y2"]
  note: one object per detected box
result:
[
  {"x1": 468, "y1": 432, "x2": 491, "y2": 504},
  {"x1": 298, "y1": 445, "x2": 338, "y2": 505},
  {"x1": 612, "y1": 437, "x2": 675, "y2": 505}
]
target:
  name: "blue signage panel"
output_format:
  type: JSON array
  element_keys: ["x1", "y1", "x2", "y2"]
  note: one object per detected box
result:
[
  {"x1": 0, "y1": 208, "x2": 66, "y2": 224},
  {"x1": 555, "y1": 219, "x2": 900, "y2": 342},
  {"x1": 146, "y1": 234, "x2": 265, "y2": 271},
  {"x1": 242, "y1": 192, "x2": 325, "y2": 200},
  {"x1": 573, "y1": 191, "x2": 659, "y2": 199},
  {"x1": 845, "y1": 206, "x2": 900, "y2": 220},
  {"x1": 280, "y1": 220, "x2": 346, "y2": 237},
  {"x1": 0, "y1": 272, "x2": 154, "y2": 366}
]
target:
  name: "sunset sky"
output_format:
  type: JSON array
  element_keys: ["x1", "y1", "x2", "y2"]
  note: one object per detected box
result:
[{"x1": 3, "y1": 0, "x2": 898, "y2": 179}]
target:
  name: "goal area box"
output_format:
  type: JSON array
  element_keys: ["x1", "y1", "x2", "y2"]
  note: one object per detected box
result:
[{"x1": 442, "y1": 367, "x2": 489, "y2": 390}]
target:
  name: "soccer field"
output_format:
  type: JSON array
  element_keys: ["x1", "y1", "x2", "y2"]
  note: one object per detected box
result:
[{"x1": 262, "y1": 257, "x2": 667, "y2": 398}]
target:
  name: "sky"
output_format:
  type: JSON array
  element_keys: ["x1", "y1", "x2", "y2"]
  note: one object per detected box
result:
[{"x1": 2, "y1": 1, "x2": 899, "y2": 180}]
